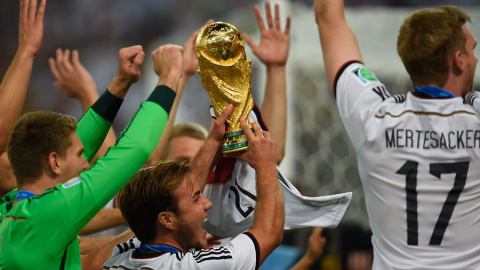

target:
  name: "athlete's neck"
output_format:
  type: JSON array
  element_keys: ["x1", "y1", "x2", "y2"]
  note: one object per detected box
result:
[
  {"x1": 147, "y1": 237, "x2": 186, "y2": 253},
  {"x1": 18, "y1": 176, "x2": 58, "y2": 196}
]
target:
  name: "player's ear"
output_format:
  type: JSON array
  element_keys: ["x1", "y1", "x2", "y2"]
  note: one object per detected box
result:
[
  {"x1": 158, "y1": 212, "x2": 175, "y2": 230},
  {"x1": 48, "y1": 152, "x2": 62, "y2": 176},
  {"x1": 453, "y1": 50, "x2": 464, "y2": 74}
]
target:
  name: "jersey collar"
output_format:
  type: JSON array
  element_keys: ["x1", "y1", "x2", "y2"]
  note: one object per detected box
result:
[
  {"x1": 139, "y1": 242, "x2": 182, "y2": 253},
  {"x1": 14, "y1": 190, "x2": 36, "y2": 200},
  {"x1": 412, "y1": 86, "x2": 455, "y2": 99}
]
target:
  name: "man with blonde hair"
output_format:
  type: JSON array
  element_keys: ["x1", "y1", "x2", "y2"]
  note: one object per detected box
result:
[
  {"x1": 163, "y1": 122, "x2": 208, "y2": 162},
  {"x1": 315, "y1": 0, "x2": 480, "y2": 268},
  {"x1": 104, "y1": 115, "x2": 285, "y2": 269}
]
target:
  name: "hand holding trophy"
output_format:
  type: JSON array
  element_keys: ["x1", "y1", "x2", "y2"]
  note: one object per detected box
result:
[{"x1": 195, "y1": 22, "x2": 254, "y2": 153}]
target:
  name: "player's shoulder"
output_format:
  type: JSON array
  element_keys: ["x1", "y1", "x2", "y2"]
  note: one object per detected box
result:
[
  {"x1": 334, "y1": 62, "x2": 403, "y2": 107},
  {"x1": 336, "y1": 62, "x2": 382, "y2": 91}
]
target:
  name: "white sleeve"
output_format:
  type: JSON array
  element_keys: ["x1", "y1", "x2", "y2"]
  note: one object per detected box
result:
[
  {"x1": 224, "y1": 232, "x2": 260, "y2": 270},
  {"x1": 335, "y1": 62, "x2": 390, "y2": 148},
  {"x1": 465, "y1": 91, "x2": 480, "y2": 112}
]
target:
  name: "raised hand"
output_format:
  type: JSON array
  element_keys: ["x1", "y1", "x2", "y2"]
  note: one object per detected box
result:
[
  {"x1": 152, "y1": 45, "x2": 183, "y2": 91},
  {"x1": 49, "y1": 49, "x2": 98, "y2": 108},
  {"x1": 306, "y1": 228, "x2": 327, "y2": 261},
  {"x1": 18, "y1": 0, "x2": 46, "y2": 57},
  {"x1": 0, "y1": 0, "x2": 47, "y2": 154},
  {"x1": 117, "y1": 45, "x2": 145, "y2": 85},
  {"x1": 224, "y1": 118, "x2": 277, "y2": 170},
  {"x1": 290, "y1": 228, "x2": 327, "y2": 270},
  {"x1": 243, "y1": 1, "x2": 291, "y2": 67},
  {"x1": 183, "y1": 20, "x2": 214, "y2": 77},
  {"x1": 107, "y1": 45, "x2": 145, "y2": 98}
]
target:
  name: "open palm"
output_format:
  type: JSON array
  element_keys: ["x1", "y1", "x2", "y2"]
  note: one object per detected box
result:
[{"x1": 243, "y1": 2, "x2": 291, "y2": 67}]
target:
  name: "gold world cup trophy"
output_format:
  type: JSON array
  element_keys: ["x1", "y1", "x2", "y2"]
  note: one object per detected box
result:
[{"x1": 195, "y1": 22, "x2": 254, "y2": 153}]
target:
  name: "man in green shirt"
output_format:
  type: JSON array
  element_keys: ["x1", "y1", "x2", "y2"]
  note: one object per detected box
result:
[{"x1": 0, "y1": 1, "x2": 184, "y2": 268}]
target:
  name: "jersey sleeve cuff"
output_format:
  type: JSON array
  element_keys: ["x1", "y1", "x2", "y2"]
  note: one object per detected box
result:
[
  {"x1": 243, "y1": 232, "x2": 260, "y2": 270},
  {"x1": 333, "y1": 60, "x2": 363, "y2": 98},
  {"x1": 90, "y1": 89, "x2": 124, "y2": 123},
  {"x1": 147, "y1": 85, "x2": 176, "y2": 114}
]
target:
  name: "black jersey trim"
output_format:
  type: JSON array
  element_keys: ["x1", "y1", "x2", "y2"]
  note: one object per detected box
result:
[
  {"x1": 278, "y1": 172, "x2": 290, "y2": 189},
  {"x1": 252, "y1": 103, "x2": 268, "y2": 132},
  {"x1": 196, "y1": 255, "x2": 233, "y2": 263},
  {"x1": 147, "y1": 85, "x2": 176, "y2": 114},
  {"x1": 59, "y1": 247, "x2": 67, "y2": 270},
  {"x1": 131, "y1": 248, "x2": 171, "y2": 259},
  {"x1": 393, "y1": 94, "x2": 406, "y2": 104},
  {"x1": 333, "y1": 60, "x2": 363, "y2": 98},
  {"x1": 465, "y1": 91, "x2": 479, "y2": 105},
  {"x1": 89, "y1": 89, "x2": 124, "y2": 123},
  {"x1": 115, "y1": 237, "x2": 137, "y2": 254},
  {"x1": 192, "y1": 247, "x2": 233, "y2": 264},
  {"x1": 5, "y1": 202, "x2": 13, "y2": 212},
  {"x1": 243, "y1": 231, "x2": 260, "y2": 270}
]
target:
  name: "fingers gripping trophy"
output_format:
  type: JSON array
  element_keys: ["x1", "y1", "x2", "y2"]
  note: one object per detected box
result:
[{"x1": 195, "y1": 22, "x2": 254, "y2": 153}]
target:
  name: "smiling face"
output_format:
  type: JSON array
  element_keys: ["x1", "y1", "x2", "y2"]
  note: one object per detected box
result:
[{"x1": 172, "y1": 175, "x2": 212, "y2": 251}]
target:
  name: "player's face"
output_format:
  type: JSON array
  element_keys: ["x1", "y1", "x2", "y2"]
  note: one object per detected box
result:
[
  {"x1": 166, "y1": 136, "x2": 205, "y2": 163},
  {"x1": 57, "y1": 132, "x2": 90, "y2": 183},
  {"x1": 173, "y1": 176, "x2": 212, "y2": 251},
  {"x1": 461, "y1": 24, "x2": 478, "y2": 96}
]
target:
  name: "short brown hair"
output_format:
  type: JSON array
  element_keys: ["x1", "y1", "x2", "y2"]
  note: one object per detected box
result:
[
  {"x1": 162, "y1": 122, "x2": 208, "y2": 159},
  {"x1": 397, "y1": 6, "x2": 472, "y2": 87},
  {"x1": 116, "y1": 160, "x2": 191, "y2": 243},
  {"x1": 7, "y1": 111, "x2": 77, "y2": 186}
]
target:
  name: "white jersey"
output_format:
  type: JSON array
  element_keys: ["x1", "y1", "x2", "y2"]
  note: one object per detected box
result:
[
  {"x1": 336, "y1": 62, "x2": 480, "y2": 269},
  {"x1": 203, "y1": 104, "x2": 352, "y2": 237},
  {"x1": 103, "y1": 232, "x2": 259, "y2": 270}
]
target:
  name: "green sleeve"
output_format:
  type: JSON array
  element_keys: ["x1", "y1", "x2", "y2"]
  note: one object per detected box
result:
[
  {"x1": 76, "y1": 90, "x2": 123, "y2": 162},
  {"x1": 34, "y1": 86, "x2": 175, "y2": 254}
]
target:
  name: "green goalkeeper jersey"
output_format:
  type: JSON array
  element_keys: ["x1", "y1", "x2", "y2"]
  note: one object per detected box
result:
[
  {"x1": 0, "y1": 89, "x2": 122, "y2": 224},
  {"x1": 0, "y1": 86, "x2": 175, "y2": 269}
]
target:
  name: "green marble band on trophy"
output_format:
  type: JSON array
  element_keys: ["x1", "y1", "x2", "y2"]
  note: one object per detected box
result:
[{"x1": 195, "y1": 22, "x2": 254, "y2": 153}]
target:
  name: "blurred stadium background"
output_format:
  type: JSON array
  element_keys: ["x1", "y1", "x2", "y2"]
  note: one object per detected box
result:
[{"x1": 1, "y1": 0, "x2": 480, "y2": 268}]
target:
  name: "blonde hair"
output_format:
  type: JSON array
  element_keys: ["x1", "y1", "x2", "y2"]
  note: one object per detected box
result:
[
  {"x1": 397, "y1": 6, "x2": 472, "y2": 87},
  {"x1": 162, "y1": 122, "x2": 208, "y2": 159}
]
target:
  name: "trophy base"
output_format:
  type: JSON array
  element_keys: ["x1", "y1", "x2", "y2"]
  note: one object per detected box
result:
[{"x1": 222, "y1": 128, "x2": 253, "y2": 153}]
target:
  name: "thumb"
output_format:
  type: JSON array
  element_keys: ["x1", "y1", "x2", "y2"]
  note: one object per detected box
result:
[
  {"x1": 134, "y1": 51, "x2": 145, "y2": 67},
  {"x1": 217, "y1": 104, "x2": 234, "y2": 123}
]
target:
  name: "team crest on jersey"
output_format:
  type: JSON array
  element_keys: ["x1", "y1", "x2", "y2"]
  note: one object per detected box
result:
[
  {"x1": 63, "y1": 177, "x2": 82, "y2": 188},
  {"x1": 352, "y1": 67, "x2": 378, "y2": 85}
]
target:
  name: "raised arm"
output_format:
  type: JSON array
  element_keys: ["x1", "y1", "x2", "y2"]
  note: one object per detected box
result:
[
  {"x1": 81, "y1": 230, "x2": 135, "y2": 270},
  {"x1": 36, "y1": 45, "x2": 183, "y2": 252},
  {"x1": 190, "y1": 104, "x2": 234, "y2": 191},
  {"x1": 0, "y1": 0, "x2": 46, "y2": 153},
  {"x1": 49, "y1": 49, "x2": 117, "y2": 163},
  {"x1": 79, "y1": 208, "x2": 126, "y2": 235},
  {"x1": 244, "y1": 2, "x2": 290, "y2": 164},
  {"x1": 290, "y1": 228, "x2": 327, "y2": 270},
  {"x1": 314, "y1": 0, "x2": 363, "y2": 91},
  {"x1": 49, "y1": 49, "x2": 98, "y2": 112},
  {"x1": 225, "y1": 118, "x2": 284, "y2": 265},
  {"x1": 145, "y1": 21, "x2": 213, "y2": 167}
]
